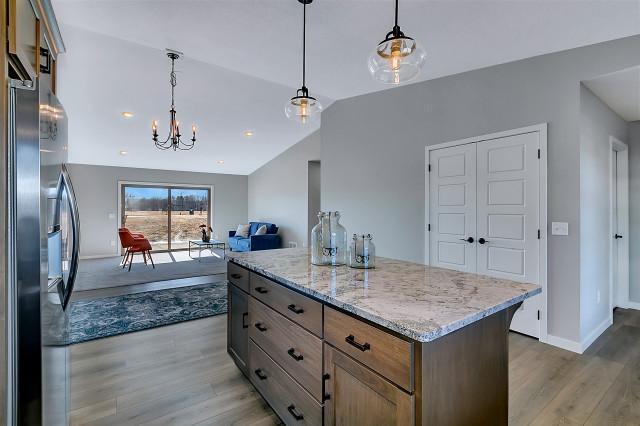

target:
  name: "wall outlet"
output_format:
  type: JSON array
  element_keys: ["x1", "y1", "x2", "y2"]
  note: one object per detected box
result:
[
  {"x1": 551, "y1": 222, "x2": 569, "y2": 236},
  {"x1": 289, "y1": 241, "x2": 298, "y2": 248},
  {"x1": 110, "y1": 240, "x2": 116, "y2": 247},
  {"x1": 597, "y1": 289, "x2": 601, "y2": 304}
]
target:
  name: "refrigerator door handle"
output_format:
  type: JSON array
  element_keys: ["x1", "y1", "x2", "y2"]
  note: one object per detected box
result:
[{"x1": 59, "y1": 164, "x2": 80, "y2": 311}]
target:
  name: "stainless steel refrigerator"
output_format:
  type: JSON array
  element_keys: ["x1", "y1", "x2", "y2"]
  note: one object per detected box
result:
[{"x1": 7, "y1": 73, "x2": 79, "y2": 425}]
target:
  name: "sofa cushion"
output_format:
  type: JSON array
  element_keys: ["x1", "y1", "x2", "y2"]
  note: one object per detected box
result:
[
  {"x1": 229, "y1": 236, "x2": 251, "y2": 252},
  {"x1": 235, "y1": 224, "x2": 250, "y2": 238},
  {"x1": 249, "y1": 222, "x2": 277, "y2": 236},
  {"x1": 254, "y1": 225, "x2": 267, "y2": 235}
]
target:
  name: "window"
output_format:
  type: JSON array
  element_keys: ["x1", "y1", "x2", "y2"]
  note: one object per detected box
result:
[{"x1": 120, "y1": 184, "x2": 211, "y2": 252}]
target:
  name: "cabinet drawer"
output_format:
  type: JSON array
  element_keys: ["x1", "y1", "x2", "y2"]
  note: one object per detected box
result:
[
  {"x1": 251, "y1": 272, "x2": 323, "y2": 337},
  {"x1": 227, "y1": 262, "x2": 249, "y2": 293},
  {"x1": 324, "y1": 307, "x2": 413, "y2": 392},
  {"x1": 249, "y1": 340, "x2": 322, "y2": 426},
  {"x1": 249, "y1": 298, "x2": 323, "y2": 401}
]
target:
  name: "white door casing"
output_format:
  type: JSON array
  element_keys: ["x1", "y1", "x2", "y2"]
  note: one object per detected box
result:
[
  {"x1": 610, "y1": 137, "x2": 629, "y2": 312},
  {"x1": 476, "y1": 132, "x2": 541, "y2": 337},
  {"x1": 426, "y1": 124, "x2": 547, "y2": 340},
  {"x1": 429, "y1": 143, "x2": 477, "y2": 273}
]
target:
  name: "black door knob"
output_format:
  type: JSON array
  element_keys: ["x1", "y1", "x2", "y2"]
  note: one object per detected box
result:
[
  {"x1": 615, "y1": 234, "x2": 623, "y2": 239},
  {"x1": 459, "y1": 237, "x2": 474, "y2": 243},
  {"x1": 478, "y1": 238, "x2": 489, "y2": 245}
]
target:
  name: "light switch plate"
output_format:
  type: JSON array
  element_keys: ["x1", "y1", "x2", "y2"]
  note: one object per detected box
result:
[
  {"x1": 108, "y1": 213, "x2": 116, "y2": 220},
  {"x1": 551, "y1": 222, "x2": 569, "y2": 236}
]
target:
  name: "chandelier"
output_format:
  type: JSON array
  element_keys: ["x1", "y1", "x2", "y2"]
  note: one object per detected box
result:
[
  {"x1": 152, "y1": 50, "x2": 197, "y2": 150},
  {"x1": 284, "y1": 0, "x2": 322, "y2": 124}
]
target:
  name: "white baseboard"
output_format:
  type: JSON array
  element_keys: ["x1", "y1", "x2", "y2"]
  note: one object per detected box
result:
[
  {"x1": 581, "y1": 316, "x2": 613, "y2": 352},
  {"x1": 544, "y1": 334, "x2": 583, "y2": 354},
  {"x1": 80, "y1": 253, "x2": 120, "y2": 260},
  {"x1": 622, "y1": 300, "x2": 640, "y2": 310}
]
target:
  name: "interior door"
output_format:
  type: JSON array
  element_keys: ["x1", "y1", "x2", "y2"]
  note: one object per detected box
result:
[
  {"x1": 429, "y1": 143, "x2": 477, "y2": 273},
  {"x1": 476, "y1": 132, "x2": 541, "y2": 337}
]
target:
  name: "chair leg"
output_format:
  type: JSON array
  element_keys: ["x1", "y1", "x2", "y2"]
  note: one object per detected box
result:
[
  {"x1": 143, "y1": 251, "x2": 147, "y2": 264},
  {"x1": 147, "y1": 251, "x2": 155, "y2": 268},
  {"x1": 121, "y1": 248, "x2": 129, "y2": 266},
  {"x1": 128, "y1": 252, "x2": 134, "y2": 271},
  {"x1": 122, "y1": 250, "x2": 131, "y2": 269}
]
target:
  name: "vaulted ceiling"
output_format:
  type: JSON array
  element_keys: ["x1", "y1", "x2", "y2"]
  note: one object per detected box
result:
[{"x1": 52, "y1": 0, "x2": 640, "y2": 174}]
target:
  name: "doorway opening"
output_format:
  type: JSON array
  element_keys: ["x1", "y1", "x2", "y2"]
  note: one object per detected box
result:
[
  {"x1": 610, "y1": 136, "x2": 630, "y2": 315},
  {"x1": 308, "y1": 161, "x2": 321, "y2": 246}
]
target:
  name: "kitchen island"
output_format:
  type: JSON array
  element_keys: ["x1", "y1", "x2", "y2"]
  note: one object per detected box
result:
[{"x1": 226, "y1": 248, "x2": 540, "y2": 425}]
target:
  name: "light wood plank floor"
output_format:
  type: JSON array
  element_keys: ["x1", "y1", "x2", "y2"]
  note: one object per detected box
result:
[{"x1": 71, "y1": 309, "x2": 640, "y2": 425}]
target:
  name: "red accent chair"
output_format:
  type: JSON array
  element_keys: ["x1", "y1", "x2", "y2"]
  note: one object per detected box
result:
[{"x1": 118, "y1": 228, "x2": 155, "y2": 271}]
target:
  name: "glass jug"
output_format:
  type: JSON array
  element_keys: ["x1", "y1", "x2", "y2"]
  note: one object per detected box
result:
[{"x1": 310, "y1": 211, "x2": 347, "y2": 266}]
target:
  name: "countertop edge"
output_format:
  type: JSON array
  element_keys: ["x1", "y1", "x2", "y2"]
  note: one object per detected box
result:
[{"x1": 227, "y1": 257, "x2": 542, "y2": 343}]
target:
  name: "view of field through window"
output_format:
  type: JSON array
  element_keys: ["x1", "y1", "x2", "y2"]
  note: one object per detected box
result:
[{"x1": 122, "y1": 185, "x2": 210, "y2": 251}]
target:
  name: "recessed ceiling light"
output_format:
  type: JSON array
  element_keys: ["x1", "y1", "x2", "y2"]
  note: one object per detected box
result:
[
  {"x1": 121, "y1": 111, "x2": 134, "y2": 118},
  {"x1": 243, "y1": 130, "x2": 254, "y2": 138},
  {"x1": 119, "y1": 150, "x2": 128, "y2": 155},
  {"x1": 217, "y1": 160, "x2": 224, "y2": 164}
]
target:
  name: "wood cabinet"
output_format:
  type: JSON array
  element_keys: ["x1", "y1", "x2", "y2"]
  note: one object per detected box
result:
[
  {"x1": 227, "y1": 282, "x2": 249, "y2": 375},
  {"x1": 324, "y1": 343, "x2": 413, "y2": 426},
  {"x1": 249, "y1": 340, "x2": 322, "y2": 425},
  {"x1": 7, "y1": 0, "x2": 39, "y2": 82},
  {"x1": 227, "y1": 260, "x2": 516, "y2": 425}
]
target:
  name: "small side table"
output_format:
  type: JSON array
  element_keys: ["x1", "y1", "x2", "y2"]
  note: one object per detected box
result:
[{"x1": 189, "y1": 239, "x2": 226, "y2": 261}]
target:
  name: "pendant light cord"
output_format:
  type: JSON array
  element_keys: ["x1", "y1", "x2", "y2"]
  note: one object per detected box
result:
[
  {"x1": 394, "y1": 0, "x2": 399, "y2": 28},
  {"x1": 302, "y1": 1, "x2": 307, "y2": 89}
]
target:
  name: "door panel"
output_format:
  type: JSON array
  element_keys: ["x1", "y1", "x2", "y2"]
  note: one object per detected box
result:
[
  {"x1": 476, "y1": 132, "x2": 540, "y2": 337},
  {"x1": 429, "y1": 143, "x2": 477, "y2": 273}
]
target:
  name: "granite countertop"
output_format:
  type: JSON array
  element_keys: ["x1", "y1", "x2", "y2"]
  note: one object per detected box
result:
[{"x1": 226, "y1": 248, "x2": 541, "y2": 343}]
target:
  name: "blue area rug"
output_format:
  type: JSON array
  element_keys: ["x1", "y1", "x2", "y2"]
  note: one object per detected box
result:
[{"x1": 70, "y1": 282, "x2": 227, "y2": 344}]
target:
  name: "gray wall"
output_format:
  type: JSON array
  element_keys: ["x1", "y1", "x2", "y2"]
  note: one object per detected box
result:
[
  {"x1": 579, "y1": 84, "x2": 628, "y2": 339},
  {"x1": 248, "y1": 131, "x2": 321, "y2": 248},
  {"x1": 630, "y1": 121, "x2": 640, "y2": 302},
  {"x1": 67, "y1": 164, "x2": 248, "y2": 257},
  {"x1": 320, "y1": 35, "x2": 640, "y2": 343}
]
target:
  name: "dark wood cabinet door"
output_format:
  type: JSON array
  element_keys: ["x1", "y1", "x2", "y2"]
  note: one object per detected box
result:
[
  {"x1": 227, "y1": 283, "x2": 249, "y2": 375},
  {"x1": 324, "y1": 344, "x2": 414, "y2": 426}
]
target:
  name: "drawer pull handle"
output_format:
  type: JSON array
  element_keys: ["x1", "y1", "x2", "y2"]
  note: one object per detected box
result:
[
  {"x1": 242, "y1": 312, "x2": 248, "y2": 329},
  {"x1": 254, "y1": 323, "x2": 267, "y2": 332},
  {"x1": 254, "y1": 369, "x2": 268, "y2": 380},
  {"x1": 287, "y1": 304, "x2": 304, "y2": 314},
  {"x1": 230, "y1": 273, "x2": 242, "y2": 279},
  {"x1": 287, "y1": 404, "x2": 304, "y2": 421},
  {"x1": 345, "y1": 334, "x2": 370, "y2": 352},
  {"x1": 287, "y1": 348, "x2": 304, "y2": 361},
  {"x1": 255, "y1": 286, "x2": 268, "y2": 294}
]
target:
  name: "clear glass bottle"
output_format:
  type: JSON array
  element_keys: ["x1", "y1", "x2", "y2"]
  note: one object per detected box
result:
[
  {"x1": 310, "y1": 212, "x2": 325, "y2": 265},
  {"x1": 310, "y1": 211, "x2": 347, "y2": 266},
  {"x1": 349, "y1": 234, "x2": 376, "y2": 269}
]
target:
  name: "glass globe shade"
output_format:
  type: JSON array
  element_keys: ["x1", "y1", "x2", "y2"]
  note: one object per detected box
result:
[
  {"x1": 284, "y1": 95, "x2": 322, "y2": 124},
  {"x1": 368, "y1": 36, "x2": 426, "y2": 84}
]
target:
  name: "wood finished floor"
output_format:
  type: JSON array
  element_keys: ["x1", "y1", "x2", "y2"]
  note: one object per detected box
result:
[{"x1": 71, "y1": 309, "x2": 640, "y2": 425}]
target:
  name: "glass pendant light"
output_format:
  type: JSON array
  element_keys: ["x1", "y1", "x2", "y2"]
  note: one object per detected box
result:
[
  {"x1": 285, "y1": 0, "x2": 322, "y2": 123},
  {"x1": 369, "y1": 0, "x2": 426, "y2": 84}
]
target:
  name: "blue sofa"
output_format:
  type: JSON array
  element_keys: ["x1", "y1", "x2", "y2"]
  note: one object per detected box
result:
[{"x1": 228, "y1": 222, "x2": 281, "y2": 252}]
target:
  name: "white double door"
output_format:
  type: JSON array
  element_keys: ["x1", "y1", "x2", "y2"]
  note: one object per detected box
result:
[{"x1": 429, "y1": 131, "x2": 542, "y2": 337}]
